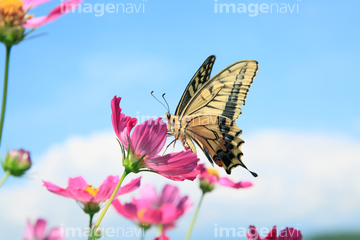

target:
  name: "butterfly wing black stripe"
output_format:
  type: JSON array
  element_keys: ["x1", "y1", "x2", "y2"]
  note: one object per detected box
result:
[
  {"x1": 175, "y1": 55, "x2": 216, "y2": 116},
  {"x1": 181, "y1": 82, "x2": 224, "y2": 117}
]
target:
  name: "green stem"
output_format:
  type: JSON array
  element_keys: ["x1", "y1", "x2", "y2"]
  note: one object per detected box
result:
[
  {"x1": 184, "y1": 192, "x2": 206, "y2": 240},
  {"x1": 156, "y1": 224, "x2": 163, "y2": 237},
  {"x1": 0, "y1": 170, "x2": 10, "y2": 188},
  {"x1": 88, "y1": 170, "x2": 129, "y2": 240},
  {"x1": 140, "y1": 228, "x2": 146, "y2": 240},
  {"x1": 89, "y1": 213, "x2": 94, "y2": 229},
  {"x1": 0, "y1": 45, "x2": 11, "y2": 146}
]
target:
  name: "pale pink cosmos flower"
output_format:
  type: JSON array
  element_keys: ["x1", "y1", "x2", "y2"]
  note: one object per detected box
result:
[
  {"x1": 112, "y1": 184, "x2": 191, "y2": 229},
  {"x1": 111, "y1": 96, "x2": 200, "y2": 181},
  {"x1": 24, "y1": 219, "x2": 63, "y2": 240},
  {"x1": 22, "y1": 0, "x2": 81, "y2": 28},
  {"x1": 198, "y1": 164, "x2": 252, "y2": 193},
  {"x1": 43, "y1": 175, "x2": 141, "y2": 214},
  {"x1": 247, "y1": 226, "x2": 303, "y2": 240}
]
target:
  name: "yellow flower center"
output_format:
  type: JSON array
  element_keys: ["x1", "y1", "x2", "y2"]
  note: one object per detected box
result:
[
  {"x1": 84, "y1": 184, "x2": 99, "y2": 197},
  {"x1": 206, "y1": 168, "x2": 220, "y2": 179},
  {"x1": 0, "y1": 0, "x2": 23, "y2": 9},
  {"x1": 0, "y1": 0, "x2": 25, "y2": 27},
  {"x1": 137, "y1": 208, "x2": 147, "y2": 220}
]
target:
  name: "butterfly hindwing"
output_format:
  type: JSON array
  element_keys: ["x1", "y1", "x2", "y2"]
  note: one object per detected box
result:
[
  {"x1": 175, "y1": 55, "x2": 216, "y2": 116},
  {"x1": 181, "y1": 115, "x2": 257, "y2": 176}
]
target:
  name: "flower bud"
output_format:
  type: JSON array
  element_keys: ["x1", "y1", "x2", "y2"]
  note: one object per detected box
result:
[
  {"x1": 93, "y1": 227, "x2": 103, "y2": 239},
  {"x1": 199, "y1": 178, "x2": 215, "y2": 193},
  {"x1": 2, "y1": 149, "x2": 31, "y2": 176}
]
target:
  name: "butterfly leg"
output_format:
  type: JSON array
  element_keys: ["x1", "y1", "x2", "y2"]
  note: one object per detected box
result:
[
  {"x1": 181, "y1": 134, "x2": 197, "y2": 153},
  {"x1": 162, "y1": 138, "x2": 177, "y2": 155},
  {"x1": 172, "y1": 139, "x2": 177, "y2": 153}
]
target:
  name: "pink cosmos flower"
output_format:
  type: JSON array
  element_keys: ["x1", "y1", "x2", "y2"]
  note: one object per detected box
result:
[
  {"x1": 111, "y1": 96, "x2": 200, "y2": 181},
  {"x1": 24, "y1": 219, "x2": 63, "y2": 240},
  {"x1": 247, "y1": 226, "x2": 303, "y2": 240},
  {"x1": 22, "y1": 0, "x2": 81, "y2": 28},
  {"x1": 43, "y1": 175, "x2": 141, "y2": 214},
  {"x1": 112, "y1": 184, "x2": 191, "y2": 229},
  {"x1": 0, "y1": 0, "x2": 80, "y2": 28},
  {"x1": 0, "y1": 0, "x2": 81, "y2": 46},
  {"x1": 154, "y1": 232, "x2": 170, "y2": 240},
  {"x1": 198, "y1": 164, "x2": 253, "y2": 193}
]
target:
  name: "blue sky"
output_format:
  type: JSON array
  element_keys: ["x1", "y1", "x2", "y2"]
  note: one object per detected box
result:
[{"x1": 0, "y1": 0, "x2": 360, "y2": 239}]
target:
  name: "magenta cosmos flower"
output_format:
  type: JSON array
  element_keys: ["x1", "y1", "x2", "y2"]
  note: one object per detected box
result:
[
  {"x1": 24, "y1": 219, "x2": 63, "y2": 240},
  {"x1": 112, "y1": 184, "x2": 191, "y2": 230},
  {"x1": 111, "y1": 96, "x2": 200, "y2": 181},
  {"x1": 154, "y1": 232, "x2": 169, "y2": 240},
  {"x1": 198, "y1": 164, "x2": 253, "y2": 193},
  {"x1": 247, "y1": 226, "x2": 303, "y2": 240},
  {"x1": 43, "y1": 175, "x2": 141, "y2": 215},
  {"x1": 0, "y1": 0, "x2": 80, "y2": 46}
]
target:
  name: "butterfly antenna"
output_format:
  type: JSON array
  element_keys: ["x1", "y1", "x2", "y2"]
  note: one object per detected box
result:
[
  {"x1": 162, "y1": 93, "x2": 171, "y2": 113},
  {"x1": 151, "y1": 91, "x2": 168, "y2": 111}
]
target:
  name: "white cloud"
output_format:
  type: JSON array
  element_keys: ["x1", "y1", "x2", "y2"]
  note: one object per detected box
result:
[{"x1": 0, "y1": 129, "x2": 359, "y2": 239}]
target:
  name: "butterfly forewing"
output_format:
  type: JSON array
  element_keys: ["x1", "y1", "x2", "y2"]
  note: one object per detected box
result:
[
  {"x1": 175, "y1": 55, "x2": 216, "y2": 116},
  {"x1": 181, "y1": 60, "x2": 258, "y2": 120}
]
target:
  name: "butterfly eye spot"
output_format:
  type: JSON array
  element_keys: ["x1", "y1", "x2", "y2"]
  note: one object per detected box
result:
[{"x1": 166, "y1": 113, "x2": 171, "y2": 120}]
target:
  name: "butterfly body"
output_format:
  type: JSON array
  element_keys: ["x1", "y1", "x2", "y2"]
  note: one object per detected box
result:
[{"x1": 166, "y1": 56, "x2": 258, "y2": 176}]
